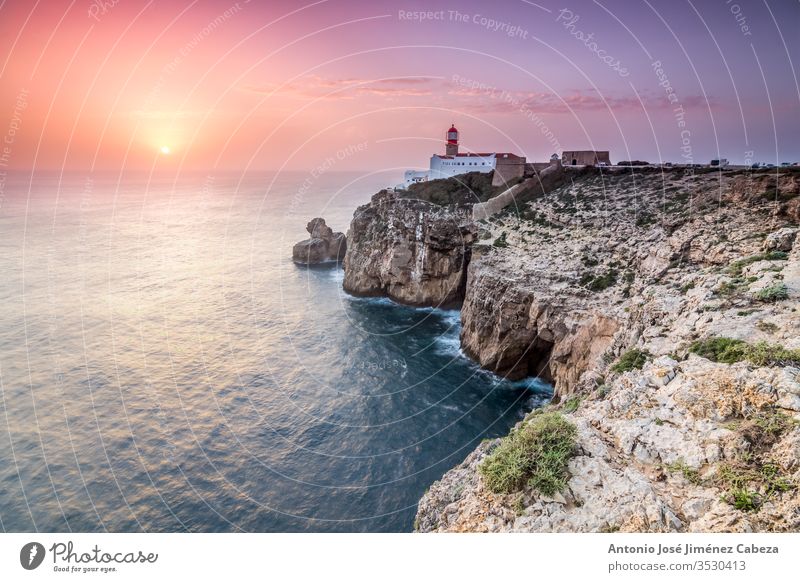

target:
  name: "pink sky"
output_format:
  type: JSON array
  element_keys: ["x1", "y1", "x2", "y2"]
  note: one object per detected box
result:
[{"x1": 1, "y1": 0, "x2": 798, "y2": 173}]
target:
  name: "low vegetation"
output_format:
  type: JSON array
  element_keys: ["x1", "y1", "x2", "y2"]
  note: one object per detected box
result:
[
  {"x1": 727, "y1": 251, "x2": 788, "y2": 276},
  {"x1": 755, "y1": 320, "x2": 778, "y2": 333},
  {"x1": 689, "y1": 337, "x2": 800, "y2": 366},
  {"x1": 715, "y1": 410, "x2": 797, "y2": 512},
  {"x1": 580, "y1": 268, "x2": 618, "y2": 292},
  {"x1": 493, "y1": 232, "x2": 508, "y2": 248},
  {"x1": 754, "y1": 283, "x2": 789, "y2": 302},
  {"x1": 611, "y1": 348, "x2": 651, "y2": 373},
  {"x1": 664, "y1": 459, "x2": 702, "y2": 486},
  {"x1": 404, "y1": 170, "x2": 497, "y2": 206},
  {"x1": 479, "y1": 412, "x2": 577, "y2": 496},
  {"x1": 562, "y1": 397, "x2": 581, "y2": 414}
]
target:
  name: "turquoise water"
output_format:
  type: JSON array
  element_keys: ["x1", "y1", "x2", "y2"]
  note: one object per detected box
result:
[{"x1": 0, "y1": 171, "x2": 550, "y2": 532}]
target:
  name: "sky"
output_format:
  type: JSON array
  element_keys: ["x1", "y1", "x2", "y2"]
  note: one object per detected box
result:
[{"x1": 0, "y1": 0, "x2": 798, "y2": 173}]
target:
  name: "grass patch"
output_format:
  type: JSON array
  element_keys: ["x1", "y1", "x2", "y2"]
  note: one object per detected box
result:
[
  {"x1": 754, "y1": 283, "x2": 788, "y2": 302},
  {"x1": 715, "y1": 409, "x2": 797, "y2": 512},
  {"x1": 664, "y1": 459, "x2": 702, "y2": 485},
  {"x1": 479, "y1": 412, "x2": 577, "y2": 496},
  {"x1": 610, "y1": 348, "x2": 651, "y2": 373},
  {"x1": 727, "y1": 251, "x2": 789, "y2": 276},
  {"x1": 562, "y1": 397, "x2": 581, "y2": 413},
  {"x1": 689, "y1": 337, "x2": 800, "y2": 366}
]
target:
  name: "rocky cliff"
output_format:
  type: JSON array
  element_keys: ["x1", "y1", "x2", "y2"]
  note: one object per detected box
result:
[
  {"x1": 415, "y1": 166, "x2": 800, "y2": 532},
  {"x1": 342, "y1": 189, "x2": 475, "y2": 307}
]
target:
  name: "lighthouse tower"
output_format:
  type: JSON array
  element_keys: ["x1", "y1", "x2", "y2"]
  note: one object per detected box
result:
[{"x1": 445, "y1": 124, "x2": 459, "y2": 156}]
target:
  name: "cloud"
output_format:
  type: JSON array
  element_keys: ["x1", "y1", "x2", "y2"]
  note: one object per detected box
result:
[
  {"x1": 241, "y1": 74, "x2": 715, "y2": 115},
  {"x1": 243, "y1": 75, "x2": 441, "y2": 100},
  {"x1": 447, "y1": 84, "x2": 714, "y2": 115}
]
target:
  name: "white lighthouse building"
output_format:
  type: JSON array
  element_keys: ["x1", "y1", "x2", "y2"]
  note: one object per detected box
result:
[{"x1": 400, "y1": 125, "x2": 525, "y2": 189}]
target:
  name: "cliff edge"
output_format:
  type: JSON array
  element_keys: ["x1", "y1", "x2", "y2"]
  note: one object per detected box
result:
[
  {"x1": 342, "y1": 189, "x2": 475, "y2": 307},
  {"x1": 416, "y1": 166, "x2": 800, "y2": 532}
]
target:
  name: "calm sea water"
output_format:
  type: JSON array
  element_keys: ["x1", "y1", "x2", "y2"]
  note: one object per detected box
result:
[{"x1": 0, "y1": 171, "x2": 550, "y2": 532}]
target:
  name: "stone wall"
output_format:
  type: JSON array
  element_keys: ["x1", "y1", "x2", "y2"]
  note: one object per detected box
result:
[
  {"x1": 562, "y1": 150, "x2": 611, "y2": 166},
  {"x1": 473, "y1": 163, "x2": 566, "y2": 220},
  {"x1": 491, "y1": 155, "x2": 526, "y2": 187}
]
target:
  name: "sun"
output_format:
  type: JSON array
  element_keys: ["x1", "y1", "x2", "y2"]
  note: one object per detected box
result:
[{"x1": 159, "y1": 145, "x2": 171, "y2": 155}]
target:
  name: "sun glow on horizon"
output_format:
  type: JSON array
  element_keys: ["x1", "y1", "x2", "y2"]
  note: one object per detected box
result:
[{"x1": 160, "y1": 145, "x2": 171, "y2": 155}]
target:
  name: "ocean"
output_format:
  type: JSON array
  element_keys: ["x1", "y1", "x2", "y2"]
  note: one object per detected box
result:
[{"x1": 0, "y1": 170, "x2": 550, "y2": 532}]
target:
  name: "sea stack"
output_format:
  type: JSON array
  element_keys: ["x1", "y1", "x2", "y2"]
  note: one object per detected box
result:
[
  {"x1": 292, "y1": 217, "x2": 347, "y2": 264},
  {"x1": 342, "y1": 189, "x2": 476, "y2": 307}
]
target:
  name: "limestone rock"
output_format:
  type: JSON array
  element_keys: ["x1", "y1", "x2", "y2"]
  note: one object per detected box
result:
[
  {"x1": 411, "y1": 167, "x2": 800, "y2": 533},
  {"x1": 292, "y1": 217, "x2": 347, "y2": 264},
  {"x1": 342, "y1": 190, "x2": 475, "y2": 307},
  {"x1": 763, "y1": 227, "x2": 798, "y2": 252}
]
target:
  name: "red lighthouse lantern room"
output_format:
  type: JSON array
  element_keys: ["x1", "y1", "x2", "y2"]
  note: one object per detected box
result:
[
  {"x1": 446, "y1": 125, "x2": 459, "y2": 144},
  {"x1": 446, "y1": 124, "x2": 459, "y2": 155}
]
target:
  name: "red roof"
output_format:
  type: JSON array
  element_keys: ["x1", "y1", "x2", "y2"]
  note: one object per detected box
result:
[
  {"x1": 434, "y1": 152, "x2": 522, "y2": 159},
  {"x1": 448, "y1": 125, "x2": 458, "y2": 133}
]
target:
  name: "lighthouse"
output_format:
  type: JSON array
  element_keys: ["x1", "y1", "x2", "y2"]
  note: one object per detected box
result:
[
  {"x1": 445, "y1": 124, "x2": 459, "y2": 156},
  {"x1": 398, "y1": 124, "x2": 525, "y2": 189}
]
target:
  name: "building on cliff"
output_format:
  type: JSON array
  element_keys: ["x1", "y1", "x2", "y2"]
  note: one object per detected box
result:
[
  {"x1": 400, "y1": 125, "x2": 526, "y2": 189},
  {"x1": 562, "y1": 150, "x2": 611, "y2": 166}
]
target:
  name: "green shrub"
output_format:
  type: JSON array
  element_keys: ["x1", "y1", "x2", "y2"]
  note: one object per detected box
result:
[
  {"x1": 479, "y1": 412, "x2": 577, "y2": 496},
  {"x1": 766, "y1": 250, "x2": 789, "y2": 260},
  {"x1": 689, "y1": 337, "x2": 800, "y2": 366},
  {"x1": 717, "y1": 278, "x2": 745, "y2": 297},
  {"x1": 610, "y1": 348, "x2": 651, "y2": 373},
  {"x1": 754, "y1": 283, "x2": 788, "y2": 302},
  {"x1": 493, "y1": 232, "x2": 508, "y2": 248},
  {"x1": 580, "y1": 269, "x2": 618, "y2": 292},
  {"x1": 688, "y1": 337, "x2": 748, "y2": 363},
  {"x1": 728, "y1": 251, "x2": 789, "y2": 276},
  {"x1": 729, "y1": 486, "x2": 760, "y2": 512}
]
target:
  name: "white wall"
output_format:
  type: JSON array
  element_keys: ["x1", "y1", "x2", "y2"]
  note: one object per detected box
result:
[{"x1": 429, "y1": 154, "x2": 495, "y2": 180}]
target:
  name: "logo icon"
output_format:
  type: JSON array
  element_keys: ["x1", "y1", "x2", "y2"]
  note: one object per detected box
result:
[{"x1": 20, "y1": 542, "x2": 46, "y2": 570}]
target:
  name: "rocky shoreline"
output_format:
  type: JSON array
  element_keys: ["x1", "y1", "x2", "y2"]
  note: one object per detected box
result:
[{"x1": 317, "y1": 165, "x2": 800, "y2": 532}]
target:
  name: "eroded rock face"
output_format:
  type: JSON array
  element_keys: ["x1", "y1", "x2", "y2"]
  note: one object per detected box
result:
[
  {"x1": 342, "y1": 190, "x2": 475, "y2": 307},
  {"x1": 292, "y1": 217, "x2": 347, "y2": 264},
  {"x1": 459, "y1": 254, "x2": 618, "y2": 385},
  {"x1": 417, "y1": 356, "x2": 800, "y2": 533},
  {"x1": 414, "y1": 167, "x2": 800, "y2": 533}
]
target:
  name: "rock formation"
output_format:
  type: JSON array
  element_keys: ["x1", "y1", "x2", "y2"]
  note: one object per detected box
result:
[
  {"x1": 459, "y1": 252, "x2": 619, "y2": 384},
  {"x1": 338, "y1": 166, "x2": 800, "y2": 532},
  {"x1": 414, "y1": 166, "x2": 800, "y2": 532},
  {"x1": 292, "y1": 217, "x2": 347, "y2": 264},
  {"x1": 342, "y1": 190, "x2": 476, "y2": 307},
  {"x1": 416, "y1": 354, "x2": 800, "y2": 533}
]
